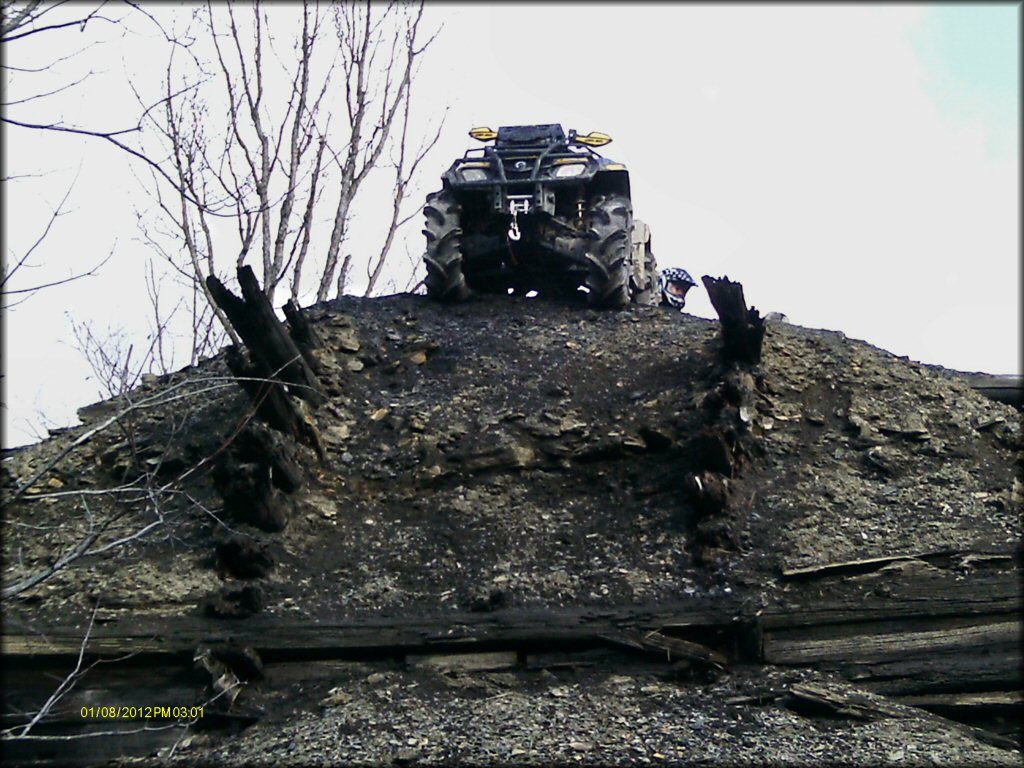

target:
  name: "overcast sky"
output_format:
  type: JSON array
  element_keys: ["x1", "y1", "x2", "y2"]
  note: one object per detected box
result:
[{"x1": 2, "y1": 2, "x2": 1020, "y2": 448}]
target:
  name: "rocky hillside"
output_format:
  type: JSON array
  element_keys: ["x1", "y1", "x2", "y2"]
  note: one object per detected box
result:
[{"x1": 2, "y1": 289, "x2": 1020, "y2": 766}]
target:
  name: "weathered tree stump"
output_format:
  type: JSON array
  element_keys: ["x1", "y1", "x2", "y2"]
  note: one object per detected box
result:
[
  {"x1": 693, "y1": 426, "x2": 740, "y2": 477},
  {"x1": 701, "y1": 275, "x2": 766, "y2": 365},
  {"x1": 206, "y1": 267, "x2": 324, "y2": 407},
  {"x1": 211, "y1": 452, "x2": 290, "y2": 532},
  {"x1": 224, "y1": 346, "x2": 323, "y2": 457},
  {"x1": 207, "y1": 266, "x2": 326, "y2": 459}
]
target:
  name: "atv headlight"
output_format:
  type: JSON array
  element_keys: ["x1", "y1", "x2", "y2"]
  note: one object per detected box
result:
[
  {"x1": 553, "y1": 163, "x2": 587, "y2": 179},
  {"x1": 459, "y1": 167, "x2": 489, "y2": 182}
]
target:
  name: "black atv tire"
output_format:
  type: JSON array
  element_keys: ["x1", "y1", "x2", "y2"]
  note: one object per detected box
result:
[
  {"x1": 423, "y1": 190, "x2": 470, "y2": 302},
  {"x1": 584, "y1": 194, "x2": 633, "y2": 309}
]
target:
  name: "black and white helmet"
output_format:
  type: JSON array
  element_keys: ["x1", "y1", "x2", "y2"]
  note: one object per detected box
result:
[{"x1": 658, "y1": 267, "x2": 697, "y2": 309}]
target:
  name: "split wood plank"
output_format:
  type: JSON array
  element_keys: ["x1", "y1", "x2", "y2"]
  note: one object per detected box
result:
[
  {"x1": 600, "y1": 629, "x2": 727, "y2": 666},
  {"x1": 760, "y1": 563, "x2": 1020, "y2": 630},
  {"x1": 764, "y1": 620, "x2": 1017, "y2": 665},
  {"x1": 786, "y1": 682, "x2": 1021, "y2": 751},
  {"x1": 780, "y1": 550, "x2": 959, "y2": 579},
  {"x1": 786, "y1": 682, "x2": 907, "y2": 720}
]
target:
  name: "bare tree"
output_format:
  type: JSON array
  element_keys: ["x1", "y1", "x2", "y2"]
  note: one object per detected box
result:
[
  {"x1": 67, "y1": 258, "x2": 225, "y2": 396},
  {"x1": 3, "y1": 1, "x2": 445, "y2": 453},
  {"x1": 1, "y1": 1, "x2": 229, "y2": 396},
  {"x1": 1, "y1": 1, "x2": 231, "y2": 210},
  {"x1": 140, "y1": 0, "x2": 443, "y2": 319}
]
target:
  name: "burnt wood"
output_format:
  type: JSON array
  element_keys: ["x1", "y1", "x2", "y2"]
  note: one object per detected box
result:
[
  {"x1": 209, "y1": 419, "x2": 306, "y2": 532},
  {"x1": 206, "y1": 267, "x2": 323, "y2": 407},
  {"x1": 701, "y1": 275, "x2": 766, "y2": 365},
  {"x1": 283, "y1": 298, "x2": 323, "y2": 376},
  {"x1": 224, "y1": 347, "x2": 305, "y2": 443}
]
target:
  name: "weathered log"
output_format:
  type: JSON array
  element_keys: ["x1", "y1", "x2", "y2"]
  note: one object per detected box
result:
[
  {"x1": 765, "y1": 620, "x2": 1018, "y2": 666},
  {"x1": 785, "y1": 682, "x2": 1020, "y2": 750},
  {"x1": 760, "y1": 560, "x2": 1022, "y2": 702},
  {"x1": 701, "y1": 275, "x2": 766, "y2": 365},
  {"x1": 407, "y1": 651, "x2": 518, "y2": 674},
  {"x1": 786, "y1": 681, "x2": 906, "y2": 720},
  {"x1": 778, "y1": 550, "x2": 1014, "y2": 580},
  {"x1": 898, "y1": 691, "x2": 1023, "y2": 715},
  {"x1": 206, "y1": 267, "x2": 323, "y2": 407},
  {"x1": 0, "y1": 601, "x2": 741, "y2": 658}
]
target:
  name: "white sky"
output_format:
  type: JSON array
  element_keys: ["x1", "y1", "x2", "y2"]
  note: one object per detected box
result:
[{"x1": 2, "y1": 2, "x2": 1020, "y2": 448}]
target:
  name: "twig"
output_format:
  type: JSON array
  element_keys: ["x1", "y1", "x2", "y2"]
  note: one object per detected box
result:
[{"x1": 1, "y1": 604, "x2": 99, "y2": 738}]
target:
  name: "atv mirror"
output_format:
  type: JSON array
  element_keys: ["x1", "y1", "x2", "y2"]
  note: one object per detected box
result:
[
  {"x1": 574, "y1": 131, "x2": 612, "y2": 147},
  {"x1": 469, "y1": 127, "x2": 498, "y2": 142}
]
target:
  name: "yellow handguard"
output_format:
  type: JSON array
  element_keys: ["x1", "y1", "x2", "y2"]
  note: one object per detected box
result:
[
  {"x1": 574, "y1": 131, "x2": 612, "y2": 147},
  {"x1": 468, "y1": 126, "x2": 498, "y2": 142}
]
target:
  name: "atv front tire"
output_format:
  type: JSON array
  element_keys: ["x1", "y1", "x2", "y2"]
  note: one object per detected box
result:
[
  {"x1": 584, "y1": 194, "x2": 633, "y2": 309},
  {"x1": 423, "y1": 190, "x2": 470, "y2": 302}
]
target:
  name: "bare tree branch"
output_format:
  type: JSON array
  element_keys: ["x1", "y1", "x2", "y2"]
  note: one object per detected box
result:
[
  {"x1": 1, "y1": 1, "x2": 116, "y2": 43},
  {"x1": 0, "y1": 603, "x2": 98, "y2": 736},
  {"x1": 1, "y1": 174, "x2": 78, "y2": 288},
  {"x1": 1, "y1": 115, "x2": 222, "y2": 213},
  {"x1": 1, "y1": 69, "x2": 94, "y2": 106},
  {"x1": 364, "y1": 98, "x2": 446, "y2": 296},
  {"x1": 2, "y1": 253, "x2": 111, "y2": 301},
  {"x1": 132, "y1": 0, "x2": 443, "y2": 315},
  {"x1": 0, "y1": 508, "x2": 125, "y2": 599}
]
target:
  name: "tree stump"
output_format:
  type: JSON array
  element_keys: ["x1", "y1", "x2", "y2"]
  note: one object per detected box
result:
[
  {"x1": 206, "y1": 267, "x2": 324, "y2": 407},
  {"x1": 701, "y1": 275, "x2": 766, "y2": 365},
  {"x1": 224, "y1": 346, "x2": 323, "y2": 457}
]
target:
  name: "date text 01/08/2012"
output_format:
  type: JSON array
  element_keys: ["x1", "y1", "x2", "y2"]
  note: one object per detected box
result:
[{"x1": 80, "y1": 706, "x2": 205, "y2": 720}]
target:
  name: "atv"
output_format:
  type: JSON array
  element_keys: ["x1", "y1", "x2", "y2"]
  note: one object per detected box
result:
[{"x1": 422, "y1": 124, "x2": 657, "y2": 308}]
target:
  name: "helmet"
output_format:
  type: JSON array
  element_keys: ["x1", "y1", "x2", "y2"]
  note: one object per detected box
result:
[{"x1": 658, "y1": 267, "x2": 697, "y2": 309}]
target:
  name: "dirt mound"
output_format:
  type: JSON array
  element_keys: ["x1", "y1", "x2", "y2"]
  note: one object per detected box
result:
[
  {"x1": 2, "y1": 291, "x2": 1020, "y2": 765},
  {"x1": 6, "y1": 293, "x2": 1017, "y2": 619}
]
